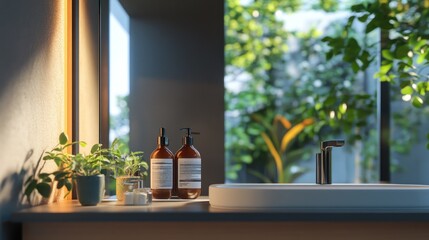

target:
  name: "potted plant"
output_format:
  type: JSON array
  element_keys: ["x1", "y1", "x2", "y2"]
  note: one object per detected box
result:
[
  {"x1": 23, "y1": 132, "x2": 110, "y2": 206},
  {"x1": 108, "y1": 139, "x2": 148, "y2": 201},
  {"x1": 23, "y1": 133, "x2": 84, "y2": 205},
  {"x1": 72, "y1": 143, "x2": 110, "y2": 206}
]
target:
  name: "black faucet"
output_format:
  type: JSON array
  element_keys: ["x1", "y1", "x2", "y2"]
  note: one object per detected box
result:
[{"x1": 316, "y1": 140, "x2": 345, "y2": 184}]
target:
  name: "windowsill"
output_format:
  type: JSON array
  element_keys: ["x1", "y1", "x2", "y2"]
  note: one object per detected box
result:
[{"x1": 11, "y1": 196, "x2": 429, "y2": 223}]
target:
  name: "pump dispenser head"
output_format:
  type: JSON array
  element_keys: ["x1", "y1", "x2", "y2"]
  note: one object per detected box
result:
[
  {"x1": 180, "y1": 128, "x2": 199, "y2": 145},
  {"x1": 157, "y1": 127, "x2": 169, "y2": 146}
]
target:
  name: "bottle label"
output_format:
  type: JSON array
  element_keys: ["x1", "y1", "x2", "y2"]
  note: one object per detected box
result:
[
  {"x1": 150, "y1": 158, "x2": 173, "y2": 189},
  {"x1": 178, "y1": 158, "x2": 201, "y2": 189}
]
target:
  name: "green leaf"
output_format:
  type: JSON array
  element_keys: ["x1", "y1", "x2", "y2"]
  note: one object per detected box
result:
[
  {"x1": 360, "y1": 50, "x2": 372, "y2": 70},
  {"x1": 43, "y1": 177, "x2": 52, "y2": 183},
  {"x1": 226, "y1": 171, "x2": 238, "y2": 180},
  {"x1": 357, "y1": 14, "x2": 369, "y2": 22},
  {"x1": 417, "y1": 52, "x2": 427, "y2": 64},
  {"x1": 379, "y1": 17, "x2": 394, "y2": 30},
  {"x1": 91, "y1": 144, "x2": 101, "y2": 154},
  {"x1": 366, "y1": 18, "x2": 379, "y2": 33},
  {"x1": 38, "y1": 173, "x2": 50, "y2": 178},
  {"x1": 346, "y1": 16, "x2": 356, "y2": 28},
  {"x1": 36, "y1": 182, "x2": 52, "y2": 198},
  {"x1": 400, "y1": 86, "x2": 413, "y2": 95},
  {"x1": 79, "y1": 141, "x2": 87, "y2": 147},
  {"x1": 321, "y1": 36, "x2": 333, "y2": 43},
  {"x1": 65, "y1": 180, "x2": 73, "y2": 191},
  {"x1": 53, "y1": 147, "x2": 63, "y2": 152},
  {"x1": 247, "y1": 127, "x2": 260, "y2": 136},
  {"x1": 413, "y1": 39, "x2": 427, "y2": 51},
  {"x1": 315, "y1": 103, "x2": 322, "y2": 111},
  {"x1": 351, "y1": 61, "x2": 360, "y2": 73},
  {"x1": 324, "y1": 96, "x2": 336, "y2": 106},
  {"x1": 344, "y1": 38, "x2": 360, "y2": 62},
  {"x1": 54, "y1": 157, "x2": 62, "y2": 166},
  {"x1": 417, "y1": 82, "x2": 427, "y2": 95},
  {"x1": 326, "y1": 51, "x2": 334, "y2": 60},
  {"x1": 382, "y1": 50, "x2": 394, "y2": 60},
  {"x1": 57, "y1": 179, "x2": 65, "y2": 189},
  {"x1": 379, "y1": 63, "x2": 392, "y2": 74},
  {"x1": 351, "y1": 4, "x2": 366, "y2": 12},
  {"x1": 59, "y1": 132, "x2": 68, "y2": 145},
  {"x1": 400, "y1": 80, "x2": 411, "y2": 89},
  {"x1": 54, "y1": 171, "x2": 68, "y2": 181},
  {"x1": 25, "y1": 180, "x2": 37, "y2": 196},
  {"x1": 339, "y1": 103, "x2": 347, "y2": 114},
  {"x1": 241, "y1": 155, "x2": 253, "y2": 164},
  {"x1": 395, "y1": 45, "x2": 409, "y2": 59},
  {"x1": 412, "y1": 96, "x2": 423, "y2": 108}
]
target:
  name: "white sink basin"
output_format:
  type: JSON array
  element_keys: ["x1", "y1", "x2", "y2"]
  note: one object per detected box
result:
[{"x1": 209, "y1": 183, "x2": 429, "y2": 210}]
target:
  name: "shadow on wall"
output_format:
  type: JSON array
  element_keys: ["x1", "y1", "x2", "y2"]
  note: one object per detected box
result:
[
  {"x1": 0, "y1": 150, "x2": 35, "y2": 240},
  {"x1": 0, "y1": 1, "x2": 61, "y2": 239}
]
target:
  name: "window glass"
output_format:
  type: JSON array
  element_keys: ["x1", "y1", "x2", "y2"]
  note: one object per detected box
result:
[
  {"x1": 108, "y1": 0, "x2": 130, "y2": 193},
  {"x1": 109, "y1": 0, "x2": 130, "y2": 149},
  {"x1": 225, "y1": 0, "x2": 380, "y2": 183},
  {"x1": 225, "y1": 0, "x2": 429, "y2": 184}
]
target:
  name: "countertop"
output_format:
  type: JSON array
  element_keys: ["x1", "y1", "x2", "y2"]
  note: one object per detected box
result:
[{"x1": 11, "y1": 196, "x2": 429, "y2": 223}]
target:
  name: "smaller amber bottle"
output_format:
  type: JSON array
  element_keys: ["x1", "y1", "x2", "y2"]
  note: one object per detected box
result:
[
  {"x1": 174, "y1": 128, "x2": 201, "y2": 199},
  {"x1": 150, "y1": 127, "x2": 174, "y2": 199}
]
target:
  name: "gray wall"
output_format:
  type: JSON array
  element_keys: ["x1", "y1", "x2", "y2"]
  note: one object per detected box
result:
[
  {"x1": 124, "y1": 0, "x2": 225, "y2": 194},
  {"x1": 0, "y1": 0, "x2": 101, "y2": 239},
  {"x1": 0, "y1": 1, "x2": 66, "y2": 239}
]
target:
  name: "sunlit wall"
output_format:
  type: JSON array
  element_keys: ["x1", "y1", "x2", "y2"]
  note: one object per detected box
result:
[{"x1": 0, "y1": 1, "x2": 69, "y2": 239}]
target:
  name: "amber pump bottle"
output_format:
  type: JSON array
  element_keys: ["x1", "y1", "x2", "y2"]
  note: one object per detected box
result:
[
  {"x1": 173, "y1": 128, "x2": 201, "y2": 199},
  {"x1": 150, "y1": 127, "x2": 174, "y2": 199}
]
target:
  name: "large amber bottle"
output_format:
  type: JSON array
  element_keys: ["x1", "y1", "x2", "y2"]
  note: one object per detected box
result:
[
  {"x1": 150, "y1": 127, "x2": 174, "y2": 199},
  {"x1": 173, "y1": 128, "x2": 201, "y2": 199}
]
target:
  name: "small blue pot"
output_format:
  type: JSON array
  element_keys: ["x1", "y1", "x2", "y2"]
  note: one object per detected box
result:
[{"x1": 76, "y1": 174, "x2": 105, "y2": 206}]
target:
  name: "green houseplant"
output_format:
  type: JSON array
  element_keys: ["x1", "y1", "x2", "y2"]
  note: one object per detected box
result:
[
  {"x1": 23, "y1": 132, "x2": 83, "y2": 205},
  {"x1": 23, "y1": 133, "x2": 110, "y2": 206},
  {"x1": 108, "y1": 138, "x2": 148, "y2": 201},
  {"x1": 72, "y1": 143, "x2": 110, "y2": 206}
]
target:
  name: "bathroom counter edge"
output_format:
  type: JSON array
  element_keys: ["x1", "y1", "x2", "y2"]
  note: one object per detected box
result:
[{"x1": 11, "y1": 197, "x2": 429, "y2": 222}]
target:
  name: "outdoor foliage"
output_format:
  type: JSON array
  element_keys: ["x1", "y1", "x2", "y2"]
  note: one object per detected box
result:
[
  {"x1": 225, "y1": 0, "x2": 295, "y2": 181},
  {"x1": 110, "y1": 95, "x2": 130, "y2": 152},
  {"x1": 253, "y1": 115, "x2": 314, "y2": 183},
  {"x1": 322, "y1": 0, "x2": 429, "y2": 152},
  {"x1": 323, "y1": 1, "x2": 429, "y2": 107},
  {"x1": 225, "y1": 0, "x2": 378, "y2": 183}
]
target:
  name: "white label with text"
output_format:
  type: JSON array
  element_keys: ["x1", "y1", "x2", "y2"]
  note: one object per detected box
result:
[
  {"x1": 150, "y1": 158, "x2": 173, "y2": 189},
  {"x1": 178, "y1": 158, "x2": 201, "y2": 189}
]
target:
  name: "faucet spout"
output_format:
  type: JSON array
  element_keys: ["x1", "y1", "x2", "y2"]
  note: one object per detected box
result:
[{"x1": 316, "y1": 140, "x2": 345, "y2": 184}]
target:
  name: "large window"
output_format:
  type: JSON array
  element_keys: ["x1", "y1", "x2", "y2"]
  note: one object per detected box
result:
[
  {"x1": 225, "y1": 0, "x2": 429, "y2": 184},
  {"x1": 104, "y1": 0, "x2": 429, "y2": 186}
]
